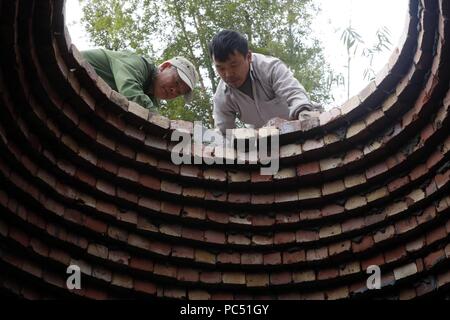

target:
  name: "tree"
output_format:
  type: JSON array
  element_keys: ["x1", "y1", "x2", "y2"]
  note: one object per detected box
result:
[{"x1": 79, "y1": 0, "x2": 332, "y2": 127}]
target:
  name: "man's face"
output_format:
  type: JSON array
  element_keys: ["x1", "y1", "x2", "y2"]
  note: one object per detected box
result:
[
  {"x1": 153, "y1": 63, "x2": 190, "y2": 100},
  {"x1": 213, "y1": 50, "x2": 252, "y2": 89}
]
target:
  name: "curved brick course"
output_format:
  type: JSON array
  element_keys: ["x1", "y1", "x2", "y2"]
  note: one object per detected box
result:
[{"x1": 0, "y1": 0, "x2": 449, "y2": 299}]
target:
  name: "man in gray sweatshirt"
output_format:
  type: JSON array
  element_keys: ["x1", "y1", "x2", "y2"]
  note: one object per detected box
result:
[{"x1": 209, "y1": 30, "x2": 322, "y2": 134}]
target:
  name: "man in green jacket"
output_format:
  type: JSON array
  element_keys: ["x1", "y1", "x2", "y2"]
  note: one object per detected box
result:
[{"x1": 81, "y1": 48, "x2": 198, "y2": 112}]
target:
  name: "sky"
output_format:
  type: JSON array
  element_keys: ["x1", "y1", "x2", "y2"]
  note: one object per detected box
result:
[{"x1": 65, "y1": 0, "x2": 409, "y2": 109}]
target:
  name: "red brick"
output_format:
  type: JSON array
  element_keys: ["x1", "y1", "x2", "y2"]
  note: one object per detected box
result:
[
  {"x1": 195, "y1": 250, "x2": 216, "y2": 264},
  {"x1": 306, "y1": 247, "x2": 328, "y2": 261},
  {"x1": 297, "y1": 162, "x2": 320, "y2": 176},
  {"x1": 395, "y1": 216, "x2": 418, "y2": 234},
  {"x1": 270, "y1": 272, "x2": 292, "y2": 285},
  {"x1": 181, "y1": 206, "x2": 206, "y2": 220},
  {"x1": 241, "y1": 253, "x2": 263, "y2": 265},
  {"x1": 388, "y1": 176, "x2": 410, "y2": 192},
  {"x1": 384, "y1": 245, "x2": 407, "y2": 264},
  {"x1": 322, "y1": 180, "x2": 345, "y2": 196},
  {"x1": 200, "y1": 272, "x2": 221, "y2": 284},
  {"x1": 177, "y1": 268, "x2": 200, "y2": 282},
  {"x1": 153, "y1": 263, "x2": 177, "y2": 278},
  {"x1": 417, "y1": 206, "x2": 437, "y2": 225},
  {"x1": 264, "y1": 252, "x2": 282, "y2": 265},
  {"x1": 172, "y1": 245, "x2": 194, "y2": 260},
  {"x1": 343, "y1": 149, "x2": 364, "y2": 165},
  {"x1": 373, "y1": 225, "x2": 396, "y2": 243},
  {"x1": 204, "y1": 230, "x2": 226, "y2": 244},
  {"x1": 161, "y1": 201, "x2": 182, "y2": 216},
  {"x1": 179, "y1": 227, "x2": 202, "y2": 242},
  {"x1": 228, "y1": 234, "x2": 251, "y2": 245},
  {"x1": 148, "y1": 241, "x2": 171, "y2": 256},
  {"x1": 296, "y1": 229, "x2": 319, "y2": 242},
  {"x1": 138, "y1": 174, "x2": 161, "y2": 190},
  {"x1": 85, "y1": 216, "x2": 108, "y2": 234},
  {"x1": 217, "y1": 252, "x2": 241, "y2": 264},
  {"x1": 409, "y1": 164, "x2": 428, "y2": 181},
  {"x1": 321, "y1": 204, "x2": 344, "y2": 217},
  {"x1": 251, "y1": 215, "x2": 275, "y2": 226},
  {"x1": 134, "y1": 280, "x2": 157, "y2": 295},
  {"x1": 97, "y1": 158, "x2": 119, "y2": 175},
  {"x1": 299, "y1": 209, "x2": 322, "y2": 221},
  {"x1": 223, "y1": 272, "x2": 246, "y2": 285},
  {"x1": 352, "y1": 235, "x2": 374, "y2": 253},
  {"x1": 274, "y1": 231, "x2": 296, "y2": 244},
  {"x1": 303, "y1": 138, "x2": 324, "y2": 151},
  {"x1": 246, "y1": 274, "x2": 270, "y2": 287},
  {"x1": 9, "y1": 227, "x2": 30, "y2": 248},
  {"x1": 426, "y1": 226, "x2": 447, "y2": 245},
  {"x1": 365, "y1": 162, "x2": 388, "y2": 180},
  {"x1": 424, "y1": 249, "x2": 446, "y2": 270},
  {"x1": 361, "y1": 253, "x2": 385, "y2": 271},
  {"x1": 282, "y1": 250, "x2": 306, "y2": 264},
  {"x1": 138, "y1": 197, "x2": 160, "y2": 212},
  {"x1": 318, "y1": 268, "x2": 339, "y2": 280},
  {"x1": 341, "y1": 217, "x2": 365, "y2": 233},
  {"x1": 329, "y1": 240, "x2": 352, "y2": 256},
  {"x1": 252, "y1": 235, "x2": 273, "y2": 246}
]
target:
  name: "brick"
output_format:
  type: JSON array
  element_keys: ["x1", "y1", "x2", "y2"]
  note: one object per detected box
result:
[
  {"x1": 361, "y1": 254, "x2": 385, "y2": 271},
  {"x1": 85, "y1": 216, "x2": 108, "y2": 234},
  {"x1": 148, "y1": 241, "x2": 171, "y2": 256},
  {"x1": 228, "y1": 192, "x2": 251, "y2": 204},
  {"x1": 319, "y1": 224, "x2": 342, "y2": 238},
  {"x1": 181, "y1": 206, "x2": 206, "y2": 220},
  {"x1": 188, "y1": 290, "x2": 211, "y2": 300},
  {"x1": 346, "y1": 120, "x2": 366, "y2": 138},
  {"x1": 343, "y1": 149, "x2": 364, "y2": 165},
  {"x1": 297, "y1": 162, "x2": 320, "y2": 176},
  {"x1": 406, "y1": 236, "x2": 426, "y2": 253},
  {"x1": 205, "y1": 189, "x2": 227, "y2": 202},
  {"x1": 318, "y1": 268, "x2": 339, "y2": 280},
  {"x1": 263, "y1": 252, "x2": 282, "y2": 265},
  {"x1": 384, "y1": 245, "x2": 407, "y2": 264},
  {"x1": 130, "y1": 256, "x2": 154, "y2": 272},
  {"x1": 302, "y1": 138, "x2": 324, "y2": 151},
  {"x1": 365, "y1": 162, "x2": 388, "y2": 179},
  {"x1": 367, "y1": 187, "x2": 389, "y2": 202},
  {"x1": 373, "y1": 225, "x2": 396, "y2": 243},
  {"x1": 228, "y1": 234, "x2": 251, "y2": 245},
  {"x1": 107, "y1": 226, "x2": 128, "y2": 242},
  {"x1": 426, "y1": 226, "x2": 447, "y2": 245},
  {"x1": 329, "y1": 240, "x2": 351, "y2": 256},
  {"x1": 49, "y1": 248, "x2": 71, "y2": 266},
  {"x1": 111, "y1": 273, "x2": 133, "y2": 289},
  {"x1": 241, "y1": 253, "x2": 263, "y2": 265},
  {"x1": 321, "y1": 204, "x2": 344, "y2": 217},
  {"x1": 223, "y1": 272, "x2": 246, "y2": 285},
  {"x1": 182, "y1": 186, "x2": 205, "y2": 199},
  {"x1": 409, "y1": 164, "x2": 428, "y2": 181},
  {"x1": 388, "y1": 176, "x2": 410, "y2": 192},
  {"x1": 217, "y1": 252, "x2": 240, "y2": 264},
  {"x1": 137, "y1": 216, "x2": 158, "y2": 233},
  {"x1": 395, "y1": 216, "x2": 418, "y2": 234},
  {"x1": 322, "y1": 180, "x2": 345, "y2": 195},
  {"x1": 344, "y1": 174, "x2": 367, "y2": 189},
  {"x1": 206, "y1": 210, "x2": 229, "y2": 224},
  {"x1": 161, "y1": 201, "x2": 182, "y2": 216},
  {"x1": 270, "y1": 272, "x2": 292, "y2": 285},
  {"x1": 195, "y1": 249, "x2": 216, "y2": 264},
  {"x1": 339, "y1": 261, "x2": 361, "y2": 276},
  {"x1": 154, "y1": 263, "x2": 177, "y2": 278},
  {"x1": 229, "y1": 215, "x2": 251, "y2": 225},
  {"x1": 299, "y1": 209, "x2": 321, "y2": 220},
  {"x1": 134, "y1": 280, "x2": 157, "y2": 295},
  {"x1": 298, "y1": 187, "x2": 321, "y2": 200},
  {"x1": 352, "y1": 236, "x2": 374, "y2": 253},
  {"x1": 252, "y1": 234, "x2": 273, "y2": 246},
  {"x1": 383, "y1": 201, "x2": 408, "y2": 217},
  {"x1": 138, "y1": 174, "x2": 161, "y2": 190},
  {"x1": 177, "y1": 268, "x2": 200, "y2": 282},
  {"x1": 274, "y1": 231, "x2": 296, "y2": 244},
  {"x1": 326, "y1": 286, "x2": 350, "y2": 300},
  {"x1": 136, "y1": 152, "x2": 158, "y2": 166},
  {"x1": 437, "y1": 269, "x2": 450, "y2": 289},
  {"x1": 306, "y1": 247, "x2": 328, "y2": 261},
  {"x1": 345, "y1": 196, "x2": 367, "y2": 210},
  {"x1": 9, "y1": 228, "x2": 30, "y2": 248},
  {"x1": 320, "y1": 157, "x2": 343, "y2": 171},
  {"x1": 246, "y1": 274, "x2": 269, "y2": 287},
  {"x1": 172, "y1": 246, "x2": 194, "y2": 260},
  {"x1": 417, "y1": 206, "x2": 436, "y2": 225},
  {"x1": 415, "y1": 277, "x2": 436, "y2": 296},
  {"x1": 424, "y1": 249, "x2": 446, "y2": 269},
  {"x1": 296, "y1": 229, "x2": 319, "y2": 242},
  {"x1": 108, "y1": 250, "x2": 130, "y2": 265},
  {"x1": 87, "y1": 243, "x2": 108, "y2": 259},
  {"x1": 164, "y1": 287, "x2": 186, "y2": 299},
  {"x1": 282, "y1": 250, "x2": 306, "y2": 264},
  {"x1": 293, "y1": 270, "x2": 316, "y2": 283},
  {"x1": 341, "y1": 217, "x2": 365, "y2": 233},
  {"x1": 204, "y1": 230, "x2": 226, "y2": 244},
  {"x1": 228, "y1": 170, "x2": 251, "y2": 183},
  {"x1": 138, "y1": 197, "x2": 160, "y2": 212}
]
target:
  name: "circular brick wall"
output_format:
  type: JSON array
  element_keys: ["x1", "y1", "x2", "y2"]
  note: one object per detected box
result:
[{"x1": 0, "y1": 0, "x2": 449, "y2": 299}]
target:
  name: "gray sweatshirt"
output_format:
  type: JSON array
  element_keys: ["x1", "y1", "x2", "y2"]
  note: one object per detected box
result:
[{"x1": 213, "y1": 53, "x2": 313, "y2": 134}]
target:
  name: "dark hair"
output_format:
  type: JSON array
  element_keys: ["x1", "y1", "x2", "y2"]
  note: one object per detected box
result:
[{"x1": 208, "y1": 30, "x2": 249, "y2": 62}]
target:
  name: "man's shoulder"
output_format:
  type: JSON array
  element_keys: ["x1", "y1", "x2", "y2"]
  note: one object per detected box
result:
[{"x1": 252, "y1": 53, "x2": 282, "y2": 68}]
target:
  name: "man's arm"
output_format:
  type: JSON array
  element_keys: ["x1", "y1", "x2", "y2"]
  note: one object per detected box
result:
[
  {"x1": 269, "y1": 59, "x2": 314, "y2": 120},
  {"x1": 109, "y1": 57, "x2": 158, "y2": 112},
  {"x1": 213, "y1": 90, "x2": 237, "y2": 135}
]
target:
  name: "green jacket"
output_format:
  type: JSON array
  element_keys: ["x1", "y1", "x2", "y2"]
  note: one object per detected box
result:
[{"x1": 81, "y1": 48, "x2": 159, "y2": 112}]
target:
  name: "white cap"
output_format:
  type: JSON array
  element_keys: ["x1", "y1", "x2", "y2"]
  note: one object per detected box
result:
[{"x1": 168, "y1": 56, "x2": 198, "y2": 103}]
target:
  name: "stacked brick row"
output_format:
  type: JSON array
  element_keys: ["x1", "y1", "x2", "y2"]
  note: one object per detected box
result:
[{"x1": 0, "y1": 0, "x2": 449, "y2": 299}]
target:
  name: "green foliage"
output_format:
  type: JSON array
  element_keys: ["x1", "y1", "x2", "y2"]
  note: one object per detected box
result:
[{"x1": 79, "y1": 0, "x2": 332, "y2": 126}]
